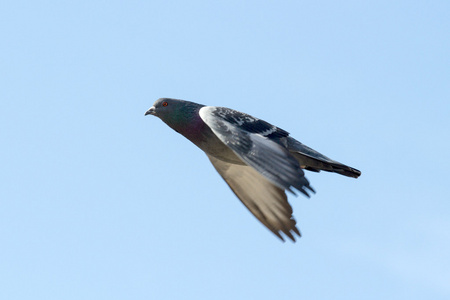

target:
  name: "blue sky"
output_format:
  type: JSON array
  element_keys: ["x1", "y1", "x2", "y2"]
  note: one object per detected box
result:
[{"x1": 1, "y1": 1, "x2": 449, "y2": 299}]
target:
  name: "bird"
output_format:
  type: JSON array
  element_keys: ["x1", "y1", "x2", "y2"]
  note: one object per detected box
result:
[{"x1": 145, "y1": 98, "x2": 361, "y2": 242}]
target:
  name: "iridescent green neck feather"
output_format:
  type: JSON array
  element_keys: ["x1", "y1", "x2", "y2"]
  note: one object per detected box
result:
[{"x1": 159, "y1": 102, "x2": 206, "y2": 144}]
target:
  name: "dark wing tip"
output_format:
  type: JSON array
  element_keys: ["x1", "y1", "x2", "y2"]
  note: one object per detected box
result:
[
  {"x1": 307, "y1": 185, "x2": 316, "y2": 194},
  {"x1": 271, "y1": 224, "x2": 301, "y2": 243},
  {"x1": 273, "y1": 231, "x2": 285, "y2": 242},
  {"x1": 293, "y1": 226, "x2": 301, "y2": 237}
]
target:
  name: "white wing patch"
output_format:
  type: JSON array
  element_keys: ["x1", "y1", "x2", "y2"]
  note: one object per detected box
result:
[{"x1": 199, "y1": 106, "x2": 218, "y2": 125}]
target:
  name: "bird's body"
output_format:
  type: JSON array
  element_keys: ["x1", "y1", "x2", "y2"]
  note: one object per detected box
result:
[{"x1": 145, "y1": 98, "x2": 361, "y2": 241}]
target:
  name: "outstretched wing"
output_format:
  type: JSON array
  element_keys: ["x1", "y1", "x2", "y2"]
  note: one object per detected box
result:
[
  {"x1": 199, "y1": 106, "x2": 314, "y2": 196},
  {"x1": 207, "y1": 155, "x2": 300, "y2": 241}
]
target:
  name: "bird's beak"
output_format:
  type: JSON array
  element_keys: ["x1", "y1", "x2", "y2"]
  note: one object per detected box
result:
[{"x1": 145, "y1": 106, "x2": 156, "y2": 116}]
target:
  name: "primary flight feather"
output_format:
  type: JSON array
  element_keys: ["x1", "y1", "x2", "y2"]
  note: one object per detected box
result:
[{"x1": 145, "y1": 98, "x2": 361, "y2": 241}]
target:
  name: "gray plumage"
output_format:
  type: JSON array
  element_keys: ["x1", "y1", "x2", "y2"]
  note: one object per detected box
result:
[{"x1": 145, "y1": 98, "x2": 361, "y2": 241}]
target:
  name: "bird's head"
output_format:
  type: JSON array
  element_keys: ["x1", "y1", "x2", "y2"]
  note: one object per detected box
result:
[
  {"x1": 145, "y1": 98, "x2": 204, "y2": 131},
  {"x1": 145, "y1": 98, "x2": 180, "y2": 118}
]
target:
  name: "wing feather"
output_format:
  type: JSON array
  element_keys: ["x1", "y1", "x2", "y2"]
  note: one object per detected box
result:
[
  {"x1": 208, "y1": 155, "x2": 301, "y2": 241},
  {"x1": 200, "y1": 106, "x2": 314, "y2": 196}
]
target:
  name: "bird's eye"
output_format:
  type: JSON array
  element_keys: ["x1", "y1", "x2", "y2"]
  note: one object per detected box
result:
[{"x1": 162, "y1": 101, "x2": 168, "y2": 107}]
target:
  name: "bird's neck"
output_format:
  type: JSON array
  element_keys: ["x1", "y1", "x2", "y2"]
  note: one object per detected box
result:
[{"x1": 164, "y1": 107, "x2": 206, "y2": 145}]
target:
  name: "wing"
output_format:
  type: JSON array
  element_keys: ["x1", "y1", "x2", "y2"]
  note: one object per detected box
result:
[
  {"x1": 203, "y1": 106, "x2": 291, "y2": 139},
  {"x1": 199, "y1": 106, "x2": 314, "y2": 197},
  {"x1": 287, "y1": 137, "x2": 362, "y2": 178},
  {"x1": 208, "y1": 155, "x2": 300, "y2": 241}
]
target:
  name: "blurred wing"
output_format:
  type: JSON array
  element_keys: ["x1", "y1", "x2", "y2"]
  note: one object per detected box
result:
[
  {"x1": 208, "y1": 155, "x2": 300, "y2": 241},
  {"x1": 199, "y1": 106, "x2": 314, "y2": 196}
]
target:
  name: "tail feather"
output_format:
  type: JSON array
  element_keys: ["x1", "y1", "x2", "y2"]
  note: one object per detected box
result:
[{"x1": 286, "y1": 137, "x2": 361, "y2": 178}]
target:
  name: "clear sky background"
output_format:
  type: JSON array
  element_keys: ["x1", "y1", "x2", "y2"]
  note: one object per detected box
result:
[{"x1": 1, "y1": 1, "x2": 449, "y2": 299}]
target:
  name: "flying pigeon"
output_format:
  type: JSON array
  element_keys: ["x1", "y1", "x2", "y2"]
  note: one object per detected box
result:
[{"x1": 145, "y1": 98, "x2": 361, "y2": 241}]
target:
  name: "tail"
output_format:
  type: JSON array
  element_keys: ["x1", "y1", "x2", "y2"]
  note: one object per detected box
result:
[{"x1": 287, "y1": 137, "x2": 361, "y2": 178}]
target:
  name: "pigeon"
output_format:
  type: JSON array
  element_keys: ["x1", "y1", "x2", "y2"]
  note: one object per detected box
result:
[{"x1": 145, "y1": 98, "x2": 361, "y2": 241}]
